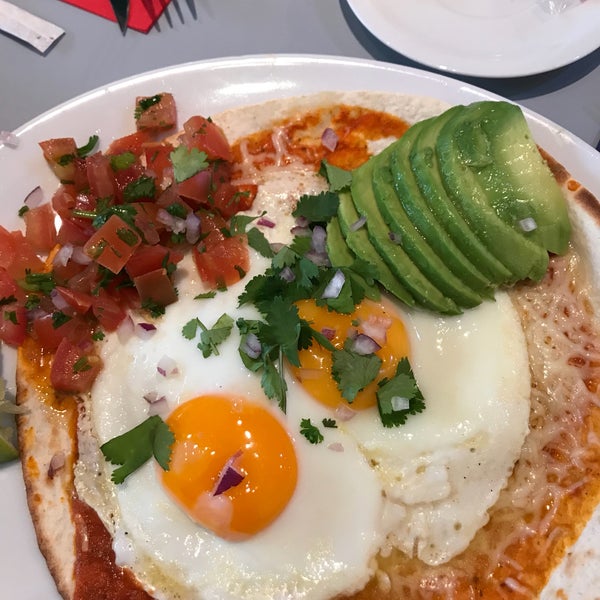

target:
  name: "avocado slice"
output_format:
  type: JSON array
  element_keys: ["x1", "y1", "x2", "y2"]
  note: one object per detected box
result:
[
  {"x1": 450, "y1": 101, "x2": 570, "y2": 255},
  {"x1": 351, "y1": 158, "x2": 460, "y2": 315},
  {"x1": 371, "y1": 151, "x2": 484, "y2": 308},
  {"x1": 336, "y1": 191, "x2": 415, "y2": 307},
  {"x1": 407, "y1": 107, "x2": 515, "y2": 285},
  {"x1": 436, "y1": 105, "x2": 549, "y2": 282},
  {"x1": 383, "y1": 120, "x2": 494, "y2": 299}
]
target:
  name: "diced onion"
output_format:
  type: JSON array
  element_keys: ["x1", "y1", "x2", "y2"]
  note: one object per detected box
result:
[
  {"x1": 50, "y1": 288, "x2": 70, "y2": 311},
  {"x1": 157, "y1": 355, "x2": 179, "y2": 377},
  {"x1": 311, "y1": 225, "x2": 327, "y2": 254},
  {"x1": 279, "y1": 266, "x2": 295, "y2": 283},
  {"x1": 241, "y1": 333, "x2": 262, "y2": 360},
  {"x1": 185, "y1": 212, "x2": 201, "y2": 244},
  {"x1": 350, "y1": 215, "x2": 367, "y2": 232},
  {"x1": 257, "y1": 216, "x2": 276, "y2": 228},
  {"x1": 52, "y1": 243, "x2": 73, "y2": 268},
  {"x1": 117, "y1": 315, "x2": 135, "y2": 343},
  {"x1": 135, "y1": 322, "x2": 157, "y2": 340},
  {"x1": 0, "y1": 130, "x2": 19, "y2": 148},
  {"x1": 213, "y1": 450, "x2": 245, "y2": 496},
  {"x1": 321, "y1": 127, "x2": 339, "y2": 152},
  {"x1": 334, "y1": 404, "x2": 357, "y2": 422},
  {"x1": 320, "y1": 327, "x2": 336, "y2": 340},
  {"x1": 71, "y1": 246, "x2": 93, "y2": 265},
  {"x1": 519, "y1": 217, "x2": 538, "y2": 232},
  {"x1": 327, "y1": 442, "x2": 344, "y2": 452},
  {"x1": 321, "y1": 269, "x2": 346, "y2": 299},
  {"x1": 391, "y1": 396, "x2": 410, "y2": 411},
  {"x1": 24, "y1": 186, "x2": 43, "y2": 207},
  {"x1": 351, "y1": 333, "x2": 381, "y2": 355},
  {"x1": 47, "y1": 452, "x2": 66, "y2": 479},
  {"x1": 144, "y1": 392, "x2": 168, "y2": 416}
]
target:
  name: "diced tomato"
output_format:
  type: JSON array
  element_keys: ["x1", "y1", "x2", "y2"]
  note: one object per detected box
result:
[
  {"x1": 176, "y1": 168, "x2": 212, "y2": 206},
  {"x1": 39, "y1": 138, "x2": 78, "y2": 182},
  {"x1": 24, "y1": 203, "x2": 57, "y2": 253},
  {"x1": 55, "y1": 286, "x2": 94, "y2": 314},
  {"x1": 67, "y1": 262, "x2": 99, "y2": 294},
  {"x1": 125, "y1": 244, "x2": 183, "y2": 279},
  {"x1": 50, "y1": 338, "x2": 102, "y2": 393},
  {"x1": 133, "y1": 268, "x2": 178, "y2": 309},
  {"x1": 0, "y1": 226, "x2": 16, "y2": 270},
  {"x1": 83, "y1": 214, "x2": 141, "y2": 274},
  {"x1": 32, "y1": 312, "x2": 93, "y2": 352},
  {"x1": 143, "y1": 141, "x2": 174, "y2": 184},
  {"x1": 182, "y1": 116, "x2": 232, "y2": 161},
  {"x1": 106, "y1": 131, "x2": 153, "y2": 157},
  {"x1": 86, "y1": 152, "x2": 115, "y2": 199},
  {"x1": 57, "y1": 218, "x2": 92, "y2": 246},
  {"x1": 211, "y1": 181, "x2": 257, "y2": 219},
  {"x1": 91, "y1": 290, "x2": 127, "y2": 331},
  {"x1": 131, "y1": 202, "x2": 162, "y2": 245},
  {"x1": 135, "y1": 93, "x2": 177, "y2": 132},
  {"x1": 112, "y1": 162, "x2": 152, "y2": 203},
  {"x1": 192, "y1": 212, "x2": 249, "y2": 288},
  {"x1": 6, "y1": 231, "x2": 45, "y2": 280},
  {"x1": 0, "y1": 269, "x2": 26, "y2": 346}
]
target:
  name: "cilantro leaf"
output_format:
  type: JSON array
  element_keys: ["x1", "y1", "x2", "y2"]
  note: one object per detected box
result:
[
  {"x1": 300, "y1": 418, "x2": 324, "y2": 444},
  {"x1": 197, "y1": 313, "x2": 234, "y2": 358},
  {"x1": 135, "y1": 94, "x2": 162, "y2": 120},
  {"x1": 170, "y1": 145, "x2": 209, "y2": 183},
  {"x1": 76, "y1": 135, "x2": 99, "y2": 158},
  {"x1": 246, "y1": 227, "x2": 274, "y2": 258},
  {"x1": 319, "y1": 160, "x2": 352, "y2": 192},
  {"x1": 331, "y1": 346, "x2": 382, "y2": 403},
  {"x1": 322, "y1": 418, "x2": 337, "y2": 428},
  {"x1": 376, "y1": 357, "x2": 426, "y2": 427},
  {"x1": 261, "y1": 350, "x2": 288, "y2": 412},
  {"x1": 123, "y1": 175, "x2": 156, "y2": 201},
  {"x1": 181, "y1": 318, "x2": 200, "y2": 340},
  {"x1": 100, "y1": 415, "x2": 174, "y2": 484},
  {"x1": 292, "y1": 191, "x2": 339, "y2": 224},
  {"x1": 110, "y1": 151, "x2": 136, "y2": 171},
  {"x1": 229, "y1": 213, "x2": 262, "y2": 236}
]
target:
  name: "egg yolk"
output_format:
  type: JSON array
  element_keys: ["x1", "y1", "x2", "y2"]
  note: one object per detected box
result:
[
  {"x1": 161, "y1": 394, "x2": 297, "y2": 541},
  {"x1": 291, "y1": 298, "x2": 410, "y2": 410}
]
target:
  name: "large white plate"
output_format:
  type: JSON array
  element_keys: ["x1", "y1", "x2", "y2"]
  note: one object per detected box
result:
[
  {"x1": 1, "y1": 54, "x2": 600, "y2": 599},
  {"x1": 347, "y1": 0, "x2": 600, "y2": 77}
]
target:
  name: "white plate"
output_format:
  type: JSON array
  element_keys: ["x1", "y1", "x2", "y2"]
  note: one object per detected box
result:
[
  {"x1": 1, "y1": 54, "x2": 600, "y2": 599},
  {"x1": 347, "y1": 0, "x2": 600, "y2": 77}
]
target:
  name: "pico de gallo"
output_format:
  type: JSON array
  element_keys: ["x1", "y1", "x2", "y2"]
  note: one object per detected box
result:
[{"x1": 0, "y1": 93, "x2": 256, "y2": 393}]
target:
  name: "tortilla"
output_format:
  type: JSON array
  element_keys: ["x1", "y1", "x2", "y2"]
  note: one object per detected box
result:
[{"x1": 16, "y1": 91, "x2": 600, "y2": 599}]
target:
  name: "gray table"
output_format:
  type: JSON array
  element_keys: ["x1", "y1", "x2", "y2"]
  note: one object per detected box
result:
[{"x1": 1, "y1": 0, "x2": 599, "y2": 148}]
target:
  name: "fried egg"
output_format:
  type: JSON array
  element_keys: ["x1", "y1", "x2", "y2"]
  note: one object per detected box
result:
[{"x1": 77, "y1": 165, "x2": 531, "y2": 599}]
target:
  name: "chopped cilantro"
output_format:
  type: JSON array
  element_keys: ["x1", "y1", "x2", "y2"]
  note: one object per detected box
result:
[
  {"x1": 110, "y1": 151, "x2": 136, "y2": 171},
  {"x1": 0, "y1": 295, "x2": 16, "y2": 307},
  {"x1": 331, "y1": 345, "x2": 382, "y2": 403},
  {"x1": 134, "y1": 94, "x2": 163, "y2": 120},
  {"x1": 246, "y1": 227, "x2": 274, "y2": 258},
  {"x1": 166, "y1": 203, "x2": 188, "y2": 219},
  {"x1": 322, "y1": 418, "x2": 337, "y2": 428},
  {"x1": 73, "y1": 356, "x2": 92, "y2": 373},
  {"x1": 229, "y1": 213, "x2": 262, "y2": 236},
  {"x1": 19, "y1": 271, "x2": 55, "y2": 294},
  {"x1": 116, "y1": 227, "x2": 140, "y2": 247},
  {"x1": 319, "y1": 160, "x2": 352, "y2": 192},
  {"x1": 24, "y1": 295, "x2": 40, "y2": 310},
  {"x1": 3, "y1": 310, "x2": 17, "y2": 325},
  {"x1": 57, "y1": 153, "x2": 75, "y2": 166},
  {"x1": 170, "y1": 145, "x2": 209, "y2": 183},
  {"x1": 52, "y1": 311, "x2": 72, "y2": 329},
  {"x1": 300, "y1": 418, "x2": 324, "y2": 444},
  {"x1": 100, "y1": 415, "x2": 174, "y2": 484},
  {"x1": 292, "y1": 191, "x2": 339, "y2": 224},
  {"x1": 183, "y1": 314, "x2": 234, "y2": 358},
  {"x1": 76, "y1": 135, "x2": 99, "y2": 158},
  {"x1": 141, "y1": 298, "x2": 166, "y2": 318},
  {"x1": 91, "y1": 330, "x2": 105, "y2": 341},
  {"x1": 18, "y1": 206, "x2": 29, "y2": 217},
  {"x1": 123, "y1": 175, "x2": 156, "y2": 201},
  {"x1": 376, "y1": 357, "x2": 426, "y2": 427},
  {"x1": 194, "y1": 291, "x2": 217, "y2": 300}
]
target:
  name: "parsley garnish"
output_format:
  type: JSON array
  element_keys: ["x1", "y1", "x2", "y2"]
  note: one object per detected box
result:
[
  {"x1": 182, "y1": 313, "x2": 234, "y2": 358},
  {"x1": 376, "y1": 357, "x2": 426, "y2": 427},
  {"x1": 170, "y1": 146, "x2": 209, "y2": 183},
  {"x1": 300, "y1": 418, "x2": 324, "y2": 444},
  {"x1": 100, "y1": 415, "x2": 174, "y2": 484}
]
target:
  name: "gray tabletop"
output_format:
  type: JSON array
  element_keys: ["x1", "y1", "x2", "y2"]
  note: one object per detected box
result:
[{"x1": 1, "y1": 0, "x2": 599, "y2": 148}]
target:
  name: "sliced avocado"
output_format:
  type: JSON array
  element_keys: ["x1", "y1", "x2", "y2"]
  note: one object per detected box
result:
[
  {"x1": 351, "y1": 158, "x2": 460, "y2": 315},
  {"x1": 337, "y1": 191, "x2": 415, "y2": 307},
  {"x1": 451, "y1": 101, "x2": 570, "y2": 254},
  {"x1": 371, "y1": 151, "x2": 484, "y2": 308},
  {"x1": 407, "y1": 107, "x2": 515, "y2": 285},
  {"x1": 383, "y1": 120, "x2": 494, "y2": 299},
  {"x1": 326, "y1": 216, "x2": 354, "y2": 267},
  {"x1": 436, "y1": 105, "x2": 549, "y2": 282}
]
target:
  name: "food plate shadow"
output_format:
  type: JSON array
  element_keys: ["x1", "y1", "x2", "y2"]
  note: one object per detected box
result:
[
  {"x1": 152, "y1": 0, "x2": 198, "y2": 31},
  {"x1": 339, "y1": 0, "x2": 600, "y2": 100}
]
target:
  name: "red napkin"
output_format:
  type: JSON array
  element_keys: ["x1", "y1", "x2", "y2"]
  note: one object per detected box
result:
[{"x1": 61, "y1": 0, "x2": 172, "y2": 34}]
